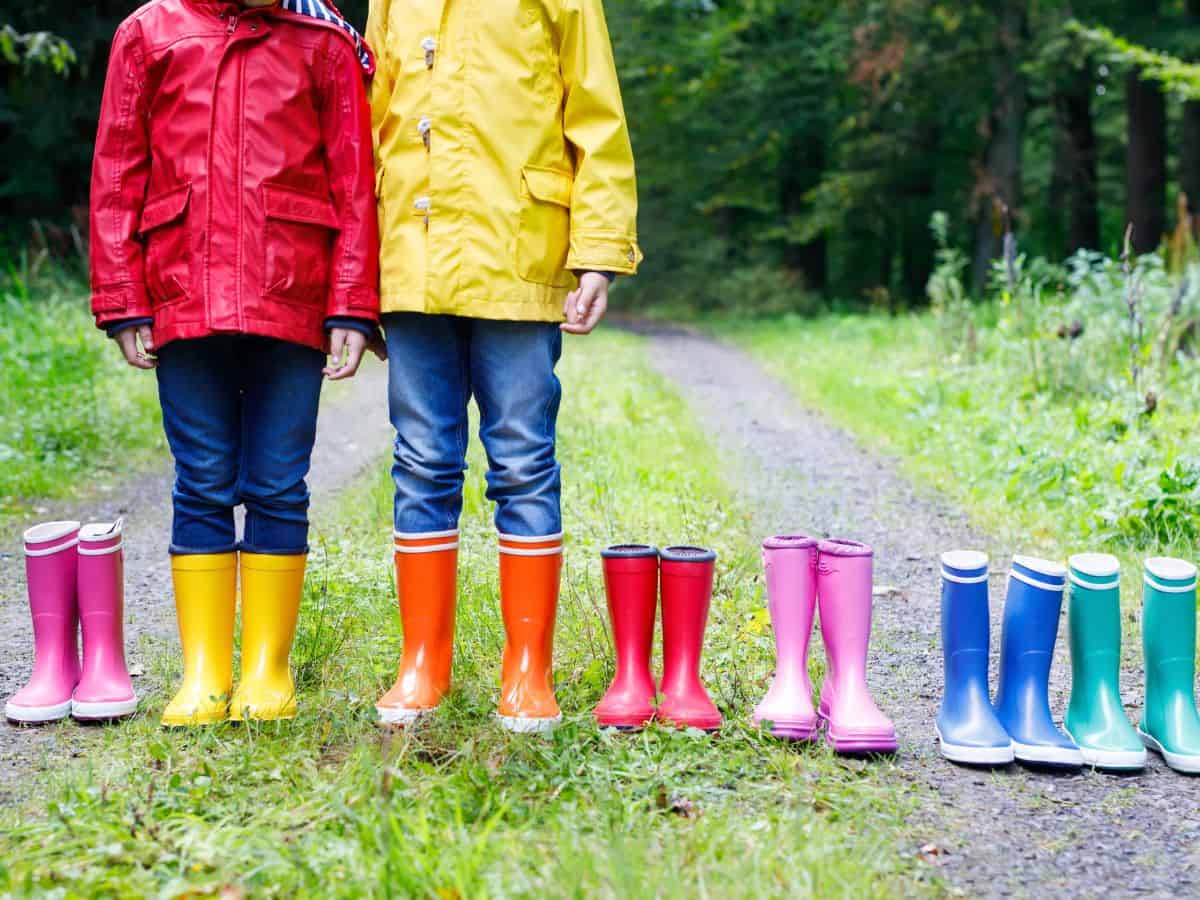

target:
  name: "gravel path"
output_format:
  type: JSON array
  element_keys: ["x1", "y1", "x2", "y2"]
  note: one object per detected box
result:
[
  {"x1": 638, "y1": 324, "x2": 1200, "y2": 899},
  {"x1": 0, "y1": 359, "x2": 392, "y2": 802}
]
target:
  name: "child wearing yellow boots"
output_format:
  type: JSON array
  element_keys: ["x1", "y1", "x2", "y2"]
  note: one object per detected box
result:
[{"x1": 90, "y1": 0, "x2": 380, "y2": 725}]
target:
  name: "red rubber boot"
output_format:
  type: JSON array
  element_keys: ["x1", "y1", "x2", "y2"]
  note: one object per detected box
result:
[
  {"x1": 657, "y1": 546, "x2": 722, "y2": 731},
  {"x1": 594, "y1": 545, "x2": 659, "y2": 729}
]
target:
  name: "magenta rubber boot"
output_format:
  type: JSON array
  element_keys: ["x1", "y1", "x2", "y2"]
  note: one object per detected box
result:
[
  {"x1": 753, "y1": 535, "x2": 819, "y2": 740},
  {"x1": 72, "y1": 520, "x2": 138, "y2": 721},
  {"x1": 816, "y1": 539, "x2": 898, "y2": 754},
  {"x1": 5, "y1": 521, "x2": 82, "y2": 724}
]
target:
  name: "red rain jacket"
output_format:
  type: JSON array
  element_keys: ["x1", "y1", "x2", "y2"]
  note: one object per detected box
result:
[{"x1": 89, "y1": 0, "x2": 379, "y2": 351}]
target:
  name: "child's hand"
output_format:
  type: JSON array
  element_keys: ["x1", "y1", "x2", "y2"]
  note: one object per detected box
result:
[
  {"x1": 561, "y1": 272, "x2": 609, "y2": 335},
  {"x1": 324, "y1": 327, "x2": 370, "y2": 380},
  {"x1": 115, "y1": 325, "x2": 157, "y2": 370}
]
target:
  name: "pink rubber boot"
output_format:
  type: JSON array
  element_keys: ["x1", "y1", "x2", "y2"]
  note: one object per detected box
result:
[
  {"x1": 816, "y1": 539, "x2": 897, "y2": 753},
  {"x1": 5, "y1": 522, "x2": 82, "y2": 724},
  {"x1": 72, "y1": 519, "x2": 138, "y2": 721},
  {"x1": 753, "y1": 535, "x2": 819, "y2": 740},
  {"x1": 657, "y1": 546, "x2": 722, "y2": 731}
]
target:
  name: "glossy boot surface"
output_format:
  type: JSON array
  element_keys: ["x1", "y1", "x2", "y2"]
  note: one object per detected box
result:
[
  {"x1": 993, "y1": 555, "x2": 1082, "y2": 768},
  {"x1": 816, "y1": 539, "x2": 897, "y2": 754},
  {"x1": 230, "y1": 552, "x2": 306, "y2": 722},
  {"x1": 6, "y1": 522, "x2": 81, "y2": 724},
  {"x1": 377, "y1": 532, "x2": 459, "y2": 726},
  {"x1": 1139, "y1": 557, "x2": 1200, "y2": 774},
  {"x1": 1064, "y1": 554, "x2": 1145, "y2": 770},
  {"x1": 753, "y1": 535, "x2": 818, "y2": 741},
  {"x1": 162, "y1": 553, "x2": 236, "y2": 727},
  {"x1": 658, "y1": 546, "x2": 722, "y2": 731},
  {"x1": 497, "y1": 534, "x2": 562, "y2": 733},
  {"x1": 594, "y1": 545, "x2": 659, "y2": 729},
  {"x1": 937, "y1": 551, "x2": 1013, "y2": 766},
  {"x1": 72, "y1": 520, "x2": 138, "y2": 721}
]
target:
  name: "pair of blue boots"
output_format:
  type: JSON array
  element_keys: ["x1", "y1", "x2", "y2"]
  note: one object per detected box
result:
[{"x1": 936, "y1": 552, "x2": 1082, "y2": 768}]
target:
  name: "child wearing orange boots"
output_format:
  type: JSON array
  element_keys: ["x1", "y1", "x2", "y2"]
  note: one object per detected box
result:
[{"x1": 368, "y1": 0, "x2": 641, "y2": 732}]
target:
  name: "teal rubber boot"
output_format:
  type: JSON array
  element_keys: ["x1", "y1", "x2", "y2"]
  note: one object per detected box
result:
[
  {"x1": 1064, "y1": 554, "x2": 1146, "y2": 770},
  {"x1": 1138, "y1": 557, "x2": 1200, "y2": 774}
]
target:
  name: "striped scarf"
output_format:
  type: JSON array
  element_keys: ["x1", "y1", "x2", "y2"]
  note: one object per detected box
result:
[{"x1": 279, "y1": 0, "x2": 374, "y2": 74}]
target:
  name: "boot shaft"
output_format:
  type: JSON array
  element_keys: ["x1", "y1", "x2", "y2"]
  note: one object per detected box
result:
[
  {"x1": 762, "y1": 535, "x2": 817, "y2": 659},
  {"x1": 940, "y1": 550, "x2": 991, "y2": 687},
  {"x1": 601, "y1": 544, "x2": 659, "y2": 678},
  {"x1": 1067, "y1": 553, "x2": 1122, "y2": 703},
  {"x1": 816, "y1": 539, "x2": 874, "y2": 677},
  {"x1": 659, "y1": 545, "x2": 716, "y2": 686},
  {"x1": 997, "y1": 555, "x2": 1067, "y2": 684},
  {"x1": 23, "y1": 521, "x2": 81, "y2": 642},
  {"x1": 77, "y1": 520, "x2": 125, "y2": 638},
  {"x1": 498, "y1": 535, "x2": 562, "y2": 683},
  {"x1": 1141, "y1": 557, "x2": 1198, "y2": 695},
  {"x1": 394, "y1": 531, "x2": 460, "y2": 655}
]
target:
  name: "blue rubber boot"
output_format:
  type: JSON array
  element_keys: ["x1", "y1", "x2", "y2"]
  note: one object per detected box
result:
[
  {"x1": 992, "y1": 555, "x2": 1083, "y2": 769},
  {"x1": 936, "y1": 551, "x2": 1014, "y2": 765}
]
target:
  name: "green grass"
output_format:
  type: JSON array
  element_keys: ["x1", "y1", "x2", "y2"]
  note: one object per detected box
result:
[
  {"x1": 0, "y1": 260, "x2": 163, "y2": 518},
  {"x1": 0, "y1": 332, "x2": 936, "y2": 898},
  {"x1": 723, "y1": 302, "x2": 1200, "y2": 610}
]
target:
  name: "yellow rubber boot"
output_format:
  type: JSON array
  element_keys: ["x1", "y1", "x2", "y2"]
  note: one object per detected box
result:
[
  {"x1": 230, "y1": 552, "x2": 306, "y2": 722},
  {"x1": 162, "y1": 553, "x2": 237, "y2": 727}
]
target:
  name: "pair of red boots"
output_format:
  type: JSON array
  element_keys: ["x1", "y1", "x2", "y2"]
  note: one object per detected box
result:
[{"x1": 594, "y1": 544, "x2": 722, "y2": 731}]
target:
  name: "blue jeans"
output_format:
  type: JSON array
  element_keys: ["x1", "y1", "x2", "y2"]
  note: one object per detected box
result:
[
  {"x1": 384, "y1": 313, "x2": 562, "y2": 538},
  {"x1": 155, "y1": 336, "x2": 325, "y2": 555}
]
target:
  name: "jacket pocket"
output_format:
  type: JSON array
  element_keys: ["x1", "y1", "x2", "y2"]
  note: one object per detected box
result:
[
  {"x1": 138, "y1": 183, "x2": 192, "y2": 306},
  {"x1": 263, "y1": 183, "x2": 340, "y2": 305},
  {"x1": 517, "y1": 166, "x2": 573, "y2": 288}
]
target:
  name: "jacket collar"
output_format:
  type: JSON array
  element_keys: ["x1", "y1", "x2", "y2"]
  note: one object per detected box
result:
[{"x1": 183, "y1": 0, "x2": 281, "y2": 18}]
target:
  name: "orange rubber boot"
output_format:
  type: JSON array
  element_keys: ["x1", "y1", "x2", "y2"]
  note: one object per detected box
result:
[
  {"x1": 376, "y1": 531, "x2": 459, "y2": 726},
  {"x1": 497, "y1": 534, "x2": 563, "y2": 733}
]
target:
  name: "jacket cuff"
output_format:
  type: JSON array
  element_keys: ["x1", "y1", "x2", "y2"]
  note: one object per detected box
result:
[
  {"x1": 327, "y1": 283, "x2": 381, "y2": 321},
  {"x1": 106, "y1": 317, "x2": 154, "y2": 339},
  {"x1": 324, "y1": 316, "x2": 379, "y2": 340},
  {"x1": 566, "y1": 233, "x2": 643, "y2": 276},
  {"x1": 92, "y1": 283, "x2": 153, "y2": 327}
]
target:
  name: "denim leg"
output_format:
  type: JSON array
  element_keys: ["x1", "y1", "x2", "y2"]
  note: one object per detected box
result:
[
  {"x1": 237, "y1": 337, "x2": 325, "y2": 554},
  {"x1": 383, "y1": 313, "x2": 471, "y2": 536},
  {"x1": 155, "y1": 337, "x2": 241, "y2": 554},
  {"x1": 469, "y1": 320, "x2": 563, "y2": 538}
]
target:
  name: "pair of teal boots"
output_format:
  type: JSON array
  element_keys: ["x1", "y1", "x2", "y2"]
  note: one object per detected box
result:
[{"x1": 1067, "y1": 554, "x2": 1200, "y2": 773}]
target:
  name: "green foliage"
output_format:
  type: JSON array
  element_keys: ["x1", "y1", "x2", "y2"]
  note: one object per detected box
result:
[
  {"x1": 0, "y1": 258, "x2": 162, "y2": 515},
  {"x1": 1069, "y1": 21, "x2": 1200, "y2": 101},
  {"x1": 0, "y1": 333, "x2": 935, "y2": 897},
  {"x1": 728, "y1": 233, "x2": 1200, "y2": 576},
  {"x1": 0, "y1": 25, "x2": 75, "y2": 73}
]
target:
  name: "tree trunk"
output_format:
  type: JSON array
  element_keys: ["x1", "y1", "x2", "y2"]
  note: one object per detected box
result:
[
  {"x1": 1183, "y1": 101, "x2": 1200, "y2": 220},
  {"x1": 780, "y1": 134, "x2": 827, "y2": 292},
  {"x1": 1055, "y1": 76, "x2": 1100, "y2": 252},
  {"x1": 1126, "y1": 71, "x2": 1168, "y2": 253},
  {"x1": 972, "y1": 4, "x2": 1027, "y2": 294}
]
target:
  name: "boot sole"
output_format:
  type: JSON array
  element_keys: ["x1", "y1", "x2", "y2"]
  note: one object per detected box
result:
[
  {"x1": 1011, "y1": 739, "x2": 1083, "y2": 768},
  {"x1": 5, "y1": 699, "x2": 72, "y2": 724},
  {"x1": 71, "y1": 697, "x2": 138, "y2": 721},
  {"x1": 377, "y1": 706, "x2": 435, "y2": 726},
  {"x1": 755, "y1": 716, "x2": 819, "y2": 741},
  {"x1": 498, "y1": 713, "x2": 562, "y2": 734},
  {"x1": 1063, "y1": 728, "x2": 1146, "y2": 771},
  {"x1": 1137, "y1": 728, "x2": 1200, "y2": 774},
  {"x1": 936, "y1": 727, "x2": 1014, "y2": 766}
]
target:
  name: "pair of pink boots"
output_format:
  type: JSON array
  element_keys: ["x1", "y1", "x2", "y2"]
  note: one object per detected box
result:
[
  {"x1": 5, "y1": 519, "x2": 138, "y2": 724},
  {"x1": 753, "y1": 536, "x2": 897, "y2": 753}
]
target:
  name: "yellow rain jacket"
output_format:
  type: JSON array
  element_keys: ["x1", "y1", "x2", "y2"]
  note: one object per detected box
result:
[{"x1": 366, "y1": 0, "x2": 642, "y2": 321}]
